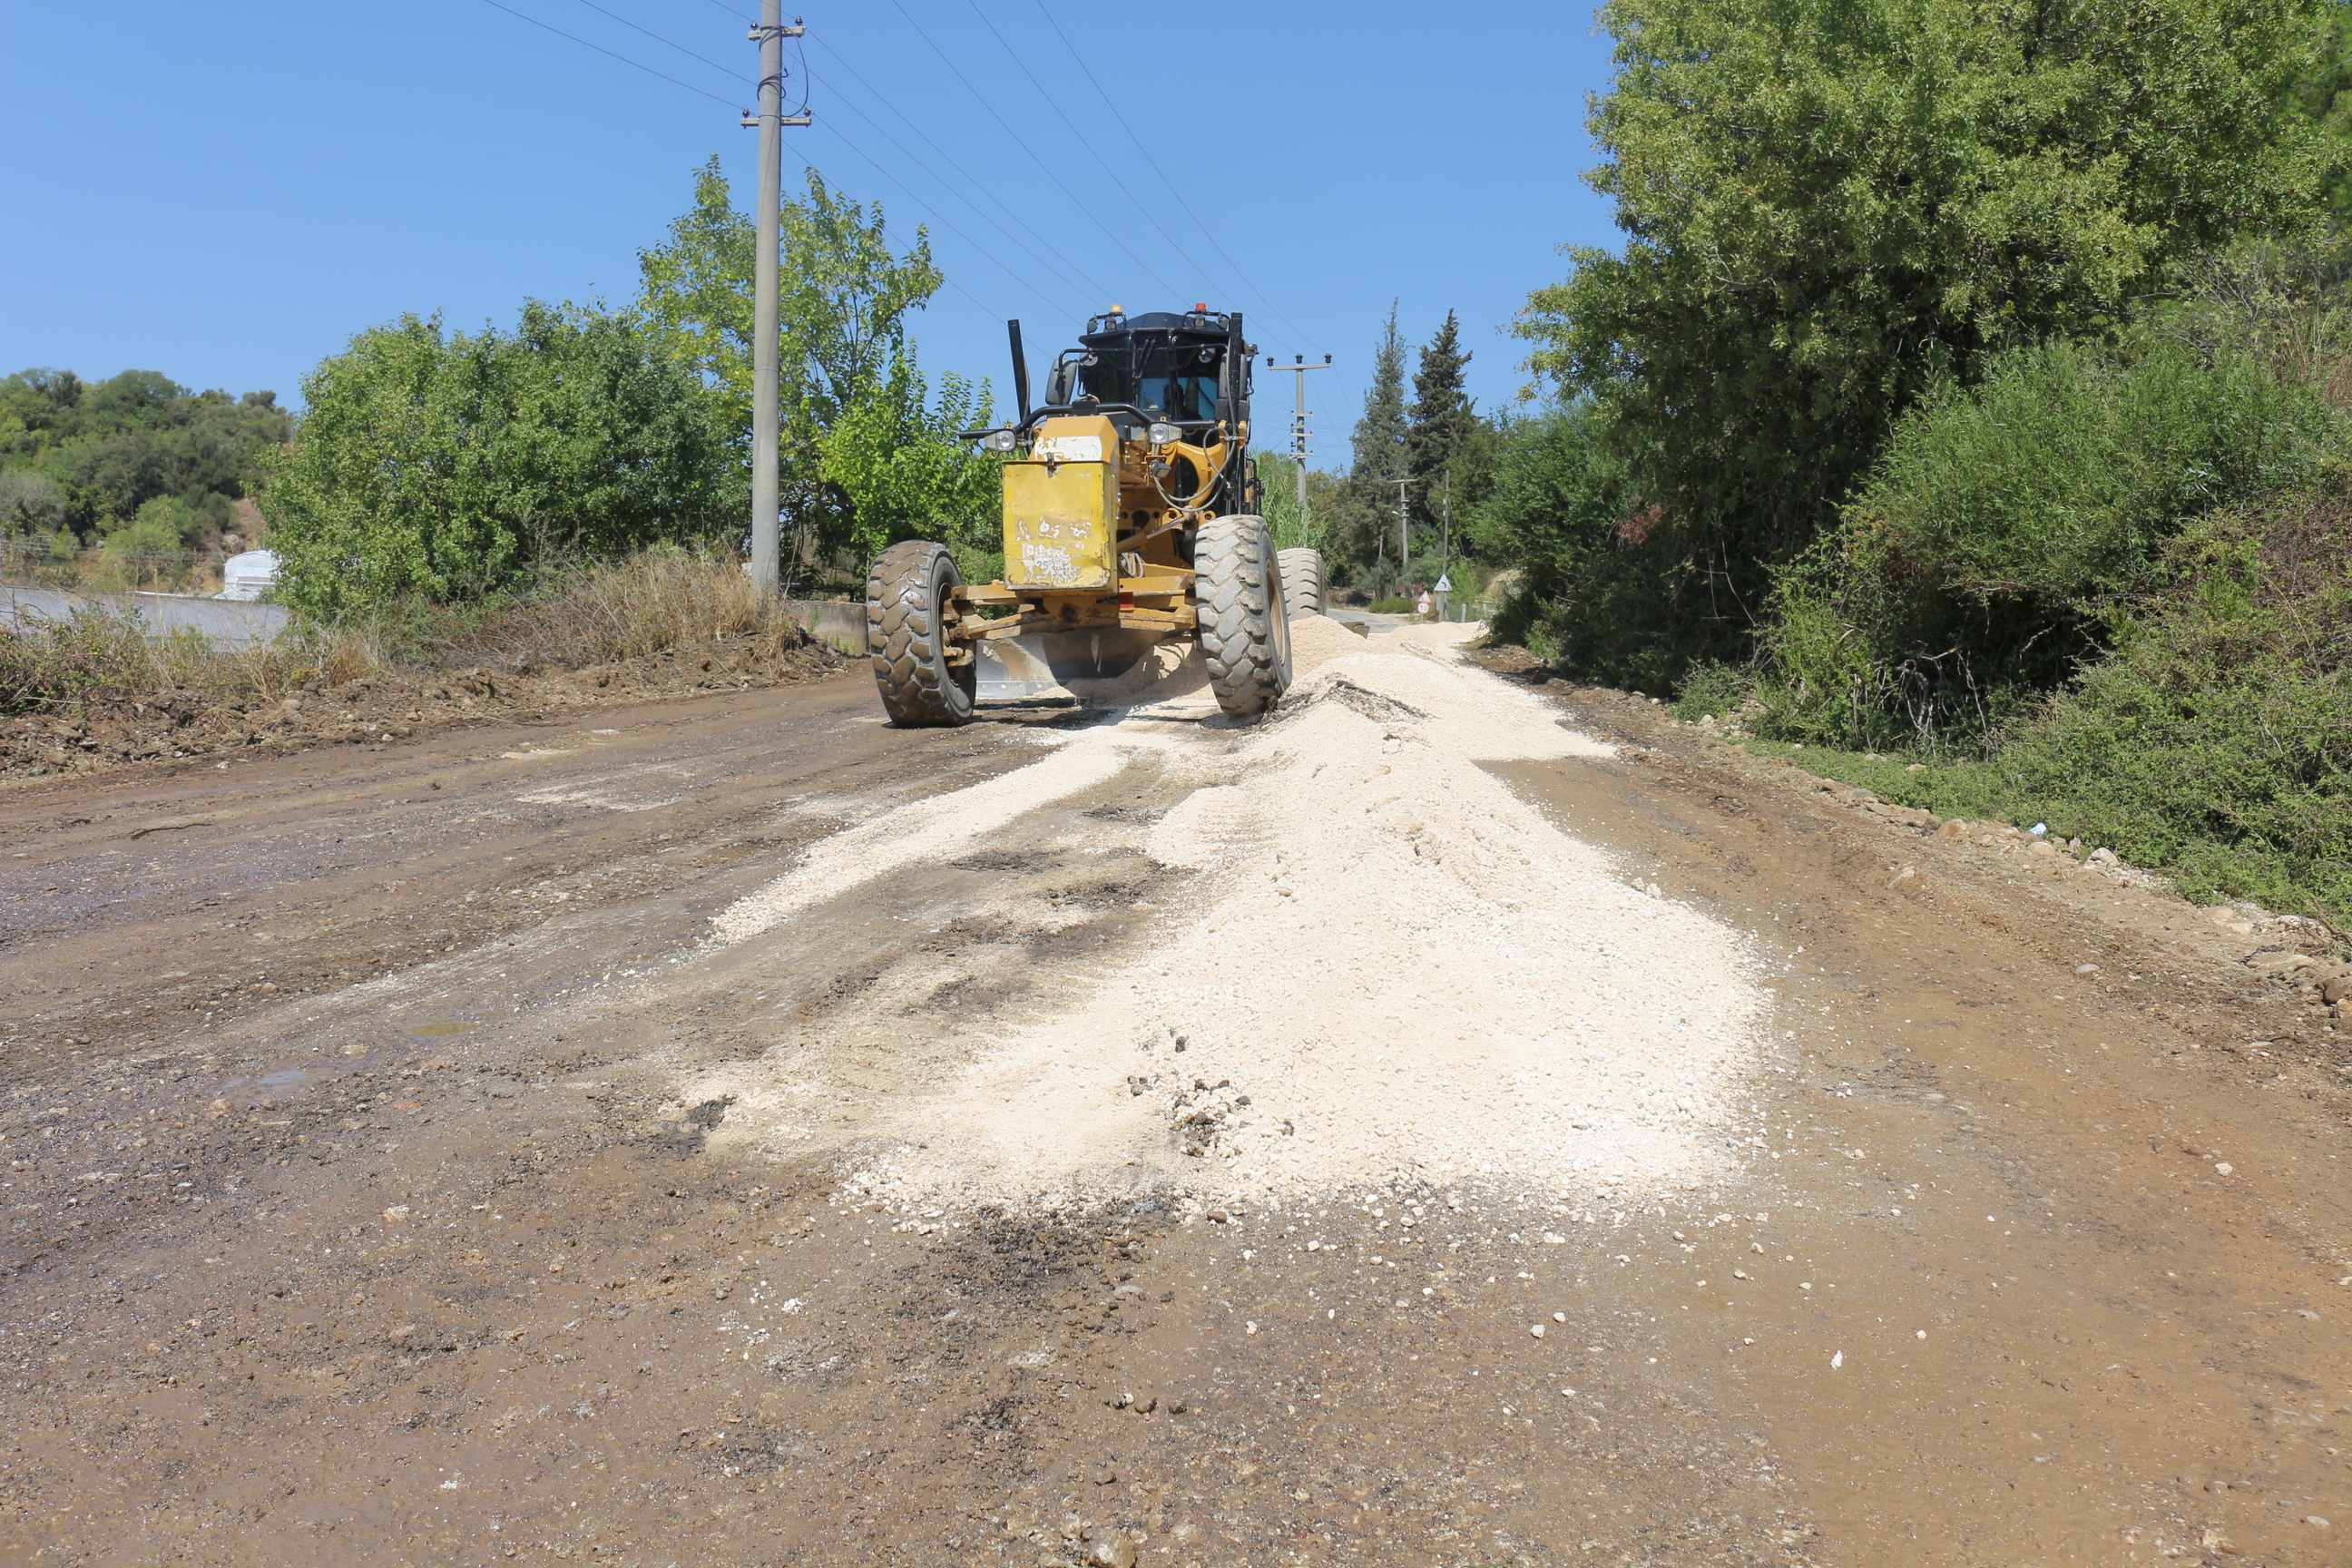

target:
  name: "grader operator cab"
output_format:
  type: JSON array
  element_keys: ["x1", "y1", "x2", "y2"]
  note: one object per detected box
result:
[{"x1": 864, "y1": 307, "x2": 1325, "y2": 726}]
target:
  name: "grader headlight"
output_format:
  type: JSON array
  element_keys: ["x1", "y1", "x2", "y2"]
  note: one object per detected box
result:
[
  {"x1": 1146, "y1": 420, "x2": 1180, "y2": 448},
  {"x1": 983, "y1": 426, "x2": 1019, "y2": 454}
]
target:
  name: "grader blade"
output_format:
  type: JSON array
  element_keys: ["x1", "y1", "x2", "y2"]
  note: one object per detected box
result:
[{"x1": 975, "y1": 628, "x2": 1165, "y2": 701}]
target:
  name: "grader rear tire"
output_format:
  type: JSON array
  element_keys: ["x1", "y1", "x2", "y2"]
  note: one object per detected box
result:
[
  {"x1": 1195, "y1": 514, "x2": 1293, "y2": 720},
  {"x1": 866, "y1": 540, "x2": 975, "y2": 727},
  {"x1": 1277, "y1": 547, "x2": 1326, "y2": 617}
]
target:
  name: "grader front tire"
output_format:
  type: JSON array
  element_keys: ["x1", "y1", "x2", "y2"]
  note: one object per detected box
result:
[
  {"x1": 1195, "y1": 515, "x2": 1294, "y2": 720},
  {"x1": 866, "y1": 541, "x2": 975, "y2": 727}
]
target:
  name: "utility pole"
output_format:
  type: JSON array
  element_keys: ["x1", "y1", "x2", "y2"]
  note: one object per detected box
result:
[
  {"x1": 1441, "y1": 466, "x2": 1451, "y2": 577},
  {"x1": 743, "y1": 5, "x2": 811, "y2": 596},
  {"x1": 1264, "y1": 353, "x2": 1332, "y2": 524},
  {"x1": 1395, "y1": 476, "x2": 1409, "y2": 575}
]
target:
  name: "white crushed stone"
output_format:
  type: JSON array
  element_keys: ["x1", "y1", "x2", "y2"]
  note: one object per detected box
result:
[{"x1": 701, "y1": 621, "x2": 1773, "y2": 1209}]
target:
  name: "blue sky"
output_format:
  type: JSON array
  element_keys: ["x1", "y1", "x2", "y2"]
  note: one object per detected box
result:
[{"x1": 0, "y1": 0, "x2": 1620, "y2": 466}]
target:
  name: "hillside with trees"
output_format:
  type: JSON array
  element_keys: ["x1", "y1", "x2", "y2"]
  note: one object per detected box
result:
[{"x1": 0, "y1": 369, "x2": 290, "y2": 589}]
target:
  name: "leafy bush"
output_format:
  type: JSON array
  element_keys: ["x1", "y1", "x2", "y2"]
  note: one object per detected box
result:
[
  {"x1": 1756, "y1": 337, "x2": 2345, "y2": 748},
  {"x1": 1468, "y1": 403, "x2": 1715, "y2": 682},
  {"x1": 815, "y1": 353, "x2": 999, "y2": 574},
  {"x1": 1515, "y1": 0, "x2": 2331, "y2": 643},
  {"x1": 261, "y1": 304, "x2": 736, "y2": 618},
  {"x1": 1994, "y1": 489, "x2": 2352, "y2": 918}
]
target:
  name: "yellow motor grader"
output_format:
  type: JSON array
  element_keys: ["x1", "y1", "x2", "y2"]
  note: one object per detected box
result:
[{"x1": 864, "y1": 307, "x2": 1324, "y2": 725}]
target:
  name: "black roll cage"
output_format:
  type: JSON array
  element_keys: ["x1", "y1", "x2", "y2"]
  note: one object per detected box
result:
[{"x1": 962, "y1": 311, "x2": 1253, "y2": 513}]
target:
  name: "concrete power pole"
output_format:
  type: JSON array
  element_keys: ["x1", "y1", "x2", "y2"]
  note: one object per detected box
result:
[
  {"x1": 1395, "y1": 477, "x2": 1409, "y2": 575},
  {"x1": 1265, "y1": 353, "x2": 1331, "y2": 525},
  {"x1": 743, "y1": 5, "x2": 810, "y2": 596}
]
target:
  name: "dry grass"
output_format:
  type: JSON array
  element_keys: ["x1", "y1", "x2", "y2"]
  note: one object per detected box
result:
[
  {"x1": 0, "y1": 545, "x2": 802, "y2": 714},
  {"x1": 0, "y1": 604, "x2": 387, "y2": 712},
  {"x1": 434, "y1": 544, "x2": 799, "y2": 672}
]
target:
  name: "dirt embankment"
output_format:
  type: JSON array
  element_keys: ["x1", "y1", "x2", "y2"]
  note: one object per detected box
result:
[
  {"x1": 0, "y1": 629, "x2": 848, "y2": 780},
  {"x1": 1474, "y1": 643, "x2": 2352, "y2": 1082}
]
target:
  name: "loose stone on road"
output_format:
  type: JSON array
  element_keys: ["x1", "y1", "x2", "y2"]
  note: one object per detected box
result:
[{"x1": 0, "y1": 621, "x2": 2345, "y2": 1565}]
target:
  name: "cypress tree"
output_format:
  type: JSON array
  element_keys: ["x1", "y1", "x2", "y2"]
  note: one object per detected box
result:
[
  {"x1": 1406, "y1": 310, "x2": 1475, "y2": 549},
  {"x1": 1332, "y1": 302, "x2": 1408, "y2": 572}
]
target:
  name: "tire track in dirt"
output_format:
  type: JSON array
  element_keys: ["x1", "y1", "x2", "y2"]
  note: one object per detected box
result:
[{"x1": 1, "y1": 632, "x2": 2347, "y2": 1564}]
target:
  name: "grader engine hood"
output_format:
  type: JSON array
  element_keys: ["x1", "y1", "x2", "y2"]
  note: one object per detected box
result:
[{"x1": 1002, "y1": 415, "x2": 1120, "y2": 591}]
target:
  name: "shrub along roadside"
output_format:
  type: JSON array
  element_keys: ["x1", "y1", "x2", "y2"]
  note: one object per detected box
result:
[
  {"x1": 0, "y1": 544, "x2": 808, "y2": 720},
  {"x1": 1682, "y1": 488, "x2": 2352, "y2": 922},
  {"x1": 1754, "y1": 337, "x2": 2346, "y2": 750},
  {"x1": 1994, "y1": 492, "x2": 2352, "y2": 921}
]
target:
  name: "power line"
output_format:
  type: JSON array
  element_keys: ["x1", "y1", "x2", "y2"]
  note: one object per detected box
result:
[
  {"x1": 477, "y1": 0, "x2": 740, "y2": 104},
  {"x1": 808, "y1": 37, "x2": 1115, "y2": 300},
  {"x1": 958, "y1": 1, "x2": 1238, "y2": 307},
  {"x1": 478, "y1": 0, "x2": 1016, "y2": 322},
  {"x1": 805, "y1": 44, "x2": 1112, "y2": 308},
  {"x1": 1027, "y1": 0, "x2": 1323, "y2": 353},
  {"x1": 564, "y1": 0, "x2": 749, "y2": 82},
  {"x1": 800, "y1": 121, "x2": 1073, "y2": 320},
  {"x1": 880, "y1": 0, "x2": 1186, "y2": 306}
]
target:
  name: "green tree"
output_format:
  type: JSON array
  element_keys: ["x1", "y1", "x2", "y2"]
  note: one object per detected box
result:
[
  {"x1": 260, "y1": 303, "x2": 733, "y2": 617},
  {"x1": 1516, "y1": 0, "x2": 2336, "y2": 672},
  {"x1": 2288, "y1": 5, "x2": 2352, "y2": 220},
  {"x1": 1405, "y1": 311, "x2": 1488, "y2": 550},
  {"x1": 0, "y1": 368, "x2": 290, "y2": 537},
  {"x1": 1325, "y1": 303, "x2": 1408, "y2": 576},
  {"x1": 635, "y1": 159, "x2": 950, "y2": 564},
  {"x1": 817, "y1": 352, "x2": 999, "y2": 581}
]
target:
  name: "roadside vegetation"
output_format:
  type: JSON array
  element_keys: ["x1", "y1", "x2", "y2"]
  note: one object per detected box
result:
[
  {"x1": 0, "y1": 546, "x2": 808, "y2": 718},
  {"x1": 1437, "y1": 0, "x2": 2352, "y2": 924},
  {"x1": 0, "y1": 161, "x2": 980, "y2": 730},
  {"x1": 0, "y1": 369, "x2": 289, "y2": 593}
]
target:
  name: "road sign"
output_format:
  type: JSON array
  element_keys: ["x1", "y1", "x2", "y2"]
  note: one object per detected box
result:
[{"x1": 1433, "y1": 573, "x2": 1453, "y2": 593}]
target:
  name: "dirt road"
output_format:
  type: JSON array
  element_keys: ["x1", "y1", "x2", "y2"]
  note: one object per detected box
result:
[{"x1": 2, "y1": 623, "x2": 2347, "y2": 1567}]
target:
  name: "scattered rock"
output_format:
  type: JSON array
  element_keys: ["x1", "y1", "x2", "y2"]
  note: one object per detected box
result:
[{"x1": 1087, "y1": 1533, "x2": 1138, "y2": 1567}]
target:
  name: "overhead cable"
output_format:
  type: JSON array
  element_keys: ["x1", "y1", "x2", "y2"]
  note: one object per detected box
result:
[
  {"x1": 959, "y1": 1, "x2": 1238, "y2": 305},
  {"x1": 564, "y1": 0, "x2": 750, "y2": 82},
  {"x1": 1026, "y1": 0, "x2": 1323, "y2": 354},
  {"x1": 880, "y1": 0, "x2": 1188, "y2": 305},
  {"x1": 477, "y1": 0, "x2": 740, "y2": 104},
  {"x1": 807, "y1": 48, "x2": 1112, "y2": 308}
]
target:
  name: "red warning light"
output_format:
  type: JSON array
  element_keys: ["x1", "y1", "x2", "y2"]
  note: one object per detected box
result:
[{"x1": 1194, "y1": 302, "x2": 1210, "y2": 312}]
